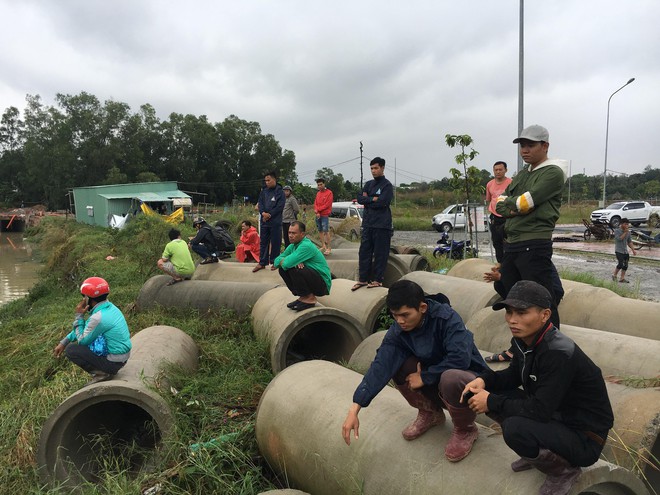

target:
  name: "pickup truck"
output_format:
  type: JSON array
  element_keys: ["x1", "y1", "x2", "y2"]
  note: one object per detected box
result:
[{"x1": 590, "y1": 201, "x2": 660, "y2": 228}]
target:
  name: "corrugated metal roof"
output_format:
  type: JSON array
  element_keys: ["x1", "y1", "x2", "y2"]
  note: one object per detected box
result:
[{"x1": 99, "y1": 190, "x2": 191, "y2": 201}]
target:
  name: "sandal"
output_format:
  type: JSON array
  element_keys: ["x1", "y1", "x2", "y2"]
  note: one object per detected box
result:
[
  {"x1": 166, "y1": 278, "x2": 183, "y2": 286},
  {"x1": 351, "y1": 282, "x2": 368, "y2": 292},
  {"x1": 485, "y1": 350, "x2": 513, "y2": 363},
  {"x1": 367, "y1": 281, "x2": 383, "y2": 289}
]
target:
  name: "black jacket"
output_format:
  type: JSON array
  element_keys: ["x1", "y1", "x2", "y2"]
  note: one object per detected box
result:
[
  {"x1": 357, "y1": 176, "x2": 393, "y2": 230},
  {"x1": 480, "y1": 324, "x2": 614, "y2": 436},
  {"x1": 190, "y1": 225, "x2": 216, "y2": 248}
]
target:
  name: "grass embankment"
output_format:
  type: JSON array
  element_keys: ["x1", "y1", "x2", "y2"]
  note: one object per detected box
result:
[{"x1": 0, "y1": 216, "x2": 278, "y2": 494}]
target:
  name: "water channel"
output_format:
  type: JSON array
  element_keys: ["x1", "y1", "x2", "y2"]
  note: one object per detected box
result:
[{"x1": 0, "y1": 232, "x2": 42, "y2": 306}]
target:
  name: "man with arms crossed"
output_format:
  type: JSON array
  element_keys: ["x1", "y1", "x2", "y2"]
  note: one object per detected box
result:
[
  {"x1": 486, "y1": 160, "x2": 512, "y2": 263},
  {"x1": 462, "y1": 280, "x2": 613, "y2": 495}
]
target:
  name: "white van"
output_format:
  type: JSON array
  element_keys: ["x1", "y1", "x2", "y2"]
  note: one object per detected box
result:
[{"x1": 328, "y1": 201, "x2": 363, "y2": 240}]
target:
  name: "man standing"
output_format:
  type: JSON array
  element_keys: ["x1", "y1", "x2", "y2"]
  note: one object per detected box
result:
[
  {"x1": 158, "y1": 228, "x2": 195, "y2": 285},
  {"x1": 496, "y1": 125, "x2": 568, "y2": 328},
  {"x1": 282, "y1": 185, "x2": 300, "y2": 248},
  {"x1": 353, "y1": 157, "x2": 394, "y2": 290},
  {"x1": 189, "y1": 217, "x2": 218, "y2": 264},
  {"x1": 273, "y1": 221, "x2": 332, "y2": 311},
  {"x1": 342, "y1": 280, "x2": 488, "y2": 462},
  {"x1": 463, "y1": 281, "x2": 613, "y2": 495},
  {"x1": 486, "y1": 161, "x2": 512, "y2": 263},
  {"x1": 314, "y1": 177, "x2": 333, "y2": 255},
  {"x1": 254, "y1": 170, "x2": 285, "y2": 272},
  {"x1": 612, "y1": 217, "x2": 636, "y2": 283},
  {"x1": 53, "y1": 277, "x2": 132, "y2": 386}
]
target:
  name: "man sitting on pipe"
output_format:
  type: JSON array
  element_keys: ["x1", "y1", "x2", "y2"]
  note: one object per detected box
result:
[
  {"x1": 342, "y1": 280, "x2": 489, "y2": 462},
  {"x1": 273, "y1": 221, "x2": 332, "y2": 312},
  {"x1": 462, "y1": 280, "x2": 613, "y2": 495},
  {"x1": 157, "y1": 228, "x2": 196, "y2": 286},
  {"x1": 53, "y1": 277, "x2": 132, "y2": 386}
]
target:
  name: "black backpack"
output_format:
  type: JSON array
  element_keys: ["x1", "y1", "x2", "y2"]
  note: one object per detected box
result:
[{"x1": 205, "y1": 225, "x2": 236, "y2": 252}]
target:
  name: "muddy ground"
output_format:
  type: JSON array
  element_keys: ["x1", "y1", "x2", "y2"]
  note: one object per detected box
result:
[{"x1": 391, "y1": 230, "x2": 660, "y2": 303}]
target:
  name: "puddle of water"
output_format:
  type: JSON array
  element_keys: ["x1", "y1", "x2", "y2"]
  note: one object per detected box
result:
[{"x1": 0, "y1": 233, "x2": 42, "y2": 306}]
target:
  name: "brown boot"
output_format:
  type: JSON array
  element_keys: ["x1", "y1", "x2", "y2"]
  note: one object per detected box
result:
[
  {"x1": 395, "y1": 385, "x2": 445, "y2": 441},
  {"x1": 523, "y1": 448, "x2": 581, "y2": 495},
  {"x1": 445, "y1": 404, "x2": 479, "y2": 462},
  {"x1": 510, "y1": 457, "x2": 533, "y2": 472}
]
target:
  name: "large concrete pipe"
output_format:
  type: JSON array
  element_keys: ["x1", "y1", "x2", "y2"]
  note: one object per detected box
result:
[
  {"x1": 391, "y1": 245, "x2": 423, "y2": 256},
  {"x1": 136, "y1": 275, "x2": 279, "y2": 315},
  {"x1": 192, "y1": 261, "x2": 283, "y2": 283},
  {"x1": 251, "y1": 286, "x2": 364, "y2": 374},
  {"x1": 392, "y1": 253, "x2": 430, "y2": 273},
  {"x1": 327, "y1": 250, "x2": 429, "y2": 273},
  {"x1": 38, "y1": 326, "x2": 199, "y2": 488},
  {"x1": 447, "y1": 260, "x2": 660, "y2": 341},
  {"x1": 401, "y1": 271, "x2": 501, "y2": 323},
  {"x1": 466, "y1": 307, "x2": 660, "y2": 378},
  {"x1": 325, "y1": 259, "x2": 409, "y2": 288},
  {"x1": 347, "y1": 331, "x2": 660, "y2": 488},
  {"x1": 256, "y1": 360, "x2": 649, "y2": 495},
  {"x1": 318, "y1": 278, "x2": 388, "y2": 338}
]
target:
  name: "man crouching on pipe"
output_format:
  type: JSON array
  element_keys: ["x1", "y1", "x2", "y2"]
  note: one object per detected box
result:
[
  {"x1": 342, "y1": 280, "x2": 488, "y2": 461},
  {"x1": 461, "y1": 280, "x2": 613, "y2": 495}
]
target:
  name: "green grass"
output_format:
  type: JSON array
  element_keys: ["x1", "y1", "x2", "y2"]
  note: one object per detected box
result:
[
  {"x1": 0, "y1": 216, "x2": 280, "y2": 494},
  {"x1": 557, "y1": 267, "x2": 641, "y2": 299}
]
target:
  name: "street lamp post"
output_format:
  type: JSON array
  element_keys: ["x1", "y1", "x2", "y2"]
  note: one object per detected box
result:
[{"x1": 602, "y1": 77, "x2": 635, "y2": 206}]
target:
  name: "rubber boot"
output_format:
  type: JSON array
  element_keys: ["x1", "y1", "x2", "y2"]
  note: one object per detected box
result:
[
  {"x1": 395, "y1": 385, "x2": 445, "y2": 441},
  {"x1": 445, "y1": 404, "x2": 479, "y2": 462},
  {"x1": 510, "y1": 457, "x2": 533, "y2": 472},
  {"x1": 523, "y1": 448, "x2": 581, "y2": 495}
]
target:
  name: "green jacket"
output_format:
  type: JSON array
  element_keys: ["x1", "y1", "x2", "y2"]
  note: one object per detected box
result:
[
  {"x1": 495, "y1": 159, "x2": 568, "y2": 243},
  {"x1": 273, "y1": 237, "x2": 332, "y2": 292}
]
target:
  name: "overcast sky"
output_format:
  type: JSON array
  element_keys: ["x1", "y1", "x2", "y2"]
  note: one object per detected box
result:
[{"x1": 1, "y1": 0, "x2": 658, "y2": 186}]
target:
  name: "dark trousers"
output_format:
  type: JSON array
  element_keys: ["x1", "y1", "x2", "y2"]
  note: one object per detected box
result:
[
  {"x1": 500, "y1": 242, "x2": 560, "y2": 328},
  {"x1": 282, "y1": 222, "x2": 291, "y2": 247},
  {"x1": 489, "y1": 215, "x2": 506, "y2": 263},
  {"x1": 392, "y1": 356, "x2": 476, "y2": 409},
  {"x1": 358, "y1": 227, "x2": 392, "y2": 283},
  {"x1": 278, "y1": 266, "x2": 329, "y2": 297},
  {"x1": 259, "y1": 222, "x2": 282, "y2": 266},
  {"x1": 615, "y1": 252, "x2": 629, "y2": 270},
  {"x1": 191, "y1": 243, "x2": 215, "y2": 260},
  {"x1": 65, "y1": 344, "x2": 126, "y2": 375}
]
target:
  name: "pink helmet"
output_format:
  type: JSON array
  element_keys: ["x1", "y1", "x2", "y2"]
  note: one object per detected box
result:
[{"x1": 80, "y1": 277, "x2": 110, "y2": 297}]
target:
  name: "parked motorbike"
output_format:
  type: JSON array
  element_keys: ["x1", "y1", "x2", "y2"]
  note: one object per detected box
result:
[{"x1": 432, "y1": 232, "x2": 477, "y2": 259}]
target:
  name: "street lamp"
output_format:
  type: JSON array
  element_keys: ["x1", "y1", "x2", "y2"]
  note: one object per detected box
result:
[{"x1": 602, "y1": 77, "x2": 635, "y2": 206}]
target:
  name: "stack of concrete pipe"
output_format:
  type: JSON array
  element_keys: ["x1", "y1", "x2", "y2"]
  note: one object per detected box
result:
[
  {"x1": 256, "y1": 360, "x2": 649, "y2": 495},
  {"x1": 327, "y1": 248, "x2": 430, "y2": 274},
  {"x1": 38, "y1": 326, "x2": 199, "y2": 489},
  {"x1": 348, "y1": 330, "x2": 660, "y2": 488},
  {"x1": 447, "y1": 258, "x2": 660, "y2": 340},
  {"x1": 192, "y1": 261, "x2": 283, "y2": 284},
  {"x1": 136, "y1": 275, "x2": 280, "y2": 315},
  {"x1": 251, "y1": 286, "x2": 364, "y2": 374}
]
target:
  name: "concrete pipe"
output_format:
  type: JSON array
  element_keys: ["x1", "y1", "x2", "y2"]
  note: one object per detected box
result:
[
  {"x1": 256, "y1": 360, "x2": 649, "y2": 495},
  {"x1": 465, "y1": 307, "x2": 660, "y2": 378},
  {"x1": 326, "y1": 259, "x2": 409, "y2": 288},
  {"x1": 251, "y1": 286, "x2": 364, "y2": 374},
  {"x1": 325, "y1": 250, "x2": 428, "y2": 275},
  {"x1": 401, "y1": 271, "x2": 501, "y2": 324},
  {"x1": 391, "y1": 245, "x2": 423, "y2": 256},
  {"x1": 446, "y1": 258, "x2": 495, "y2": 281},
  {"x1": 192, "y1": 261, "x2": 283, "y2": 284},
  {"x1": 38, "y1": 326, "x2": 199, "y2": 488},
  {"x1": 392, "y1": 253, "x2": 430, "y2": 273},
  {"x1": 136, "y1": 275, "x2": 279, "y2": 315},
  {"x1": 346, "y1": 331, "x2": 660, "y2": 488},
  {"x1": 318, "y1": 278, "x2": 389, "y2": 338}
]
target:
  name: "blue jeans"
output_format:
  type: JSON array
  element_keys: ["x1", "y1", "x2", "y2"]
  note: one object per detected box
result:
[
  {"x1": 315, "y1": 216, "x2": 329, "y2": 232},
  {"x1": 191, "y1": 243, "x2": 215, "y2": 259}
]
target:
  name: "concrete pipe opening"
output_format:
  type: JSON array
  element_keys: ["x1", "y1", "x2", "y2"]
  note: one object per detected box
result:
[
  {"x1": 38, "y1": 325, "x2": 199, "y2": 489},
  {"x1": 252, "y1": 287, "x2": 364, "y2": 374}
]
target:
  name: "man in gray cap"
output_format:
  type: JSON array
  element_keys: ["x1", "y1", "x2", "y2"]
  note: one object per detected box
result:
[
  {"x1": 462, "y1": 280, "x2": 613, "y2": 495},
  {"x1": 282, "y1": 185, "x2": 300, "y2": 248},
  {"x1": 493, "y1": 125, "x2": 568, "y2": 332}
]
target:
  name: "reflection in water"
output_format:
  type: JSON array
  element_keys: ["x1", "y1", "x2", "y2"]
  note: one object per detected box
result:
[{"x1": 0, "y1": 233, "x2": 42, "y2": 306}]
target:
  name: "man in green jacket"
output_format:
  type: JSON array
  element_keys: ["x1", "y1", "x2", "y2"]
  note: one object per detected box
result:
[
  {"x1": 274, "y1": 221, "x2": 332, "y2": 311},
  {"x1": 495, "y1": 125, "x2": 568, "y2": 329}
]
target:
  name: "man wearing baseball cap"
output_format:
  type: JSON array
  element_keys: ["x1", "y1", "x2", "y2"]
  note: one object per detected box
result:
[
  {"x1": 462, "y1": 281, "x2": 613, "y2": 495},
  {"x1": 494, "y1": 125, "x2": 568, "y2": 332}
]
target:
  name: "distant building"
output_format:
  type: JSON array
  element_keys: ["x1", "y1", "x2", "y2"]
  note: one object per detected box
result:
[{"x1": 71, "y1": 182, "x2": 191, "y2": 227}]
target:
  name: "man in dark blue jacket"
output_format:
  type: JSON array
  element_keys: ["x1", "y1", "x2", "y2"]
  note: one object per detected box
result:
[
  {"x1": 342, "y1": 280, "x2": 489, "y2": 462},
  {"x1": 463, "y1": 281, "x2": 613, "y2": 495},
  {"x1": 253, "y1": 170, "x2": 285, "y2": 272},
  {"x1": 352, "y1": 157, "x2": 394, "y2": 290}
]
